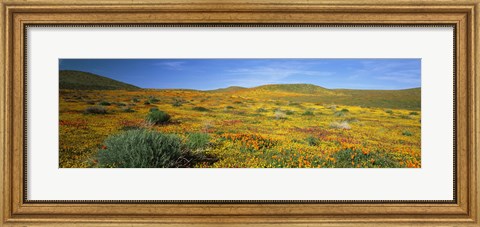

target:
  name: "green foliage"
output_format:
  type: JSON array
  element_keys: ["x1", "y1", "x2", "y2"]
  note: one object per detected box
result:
[
  {"x1": 285, "y1": 110, "x2": 295, "y2": 115},
  {"x1": 149, "y1": 107, "x2": 159, "y2": 112},
  {"x1": 225, "y1": 106, "x2": 235, "y2": 110},
  {"x1": 172, "y1": 98, "x2": 184, "y2": 107},
  {"x1": 341, "y1": 108, "x2": 349, "y2": 112},
  {"x1": 385, "y1": 109, "x2": 394, "y2": 114},
  {"x1": 59, "y1": 70, "x2": 140, "y2": 90},
  {"x1": 333, "y1": 111, "x2": 346, "y2": 117},
  {"x1": 256, "y1": 108, "x2": 268, "y2": 113},
  {"x1": 132, "y1": 98, "x2": 140, "y2": 103},
  {"x1": 409, "y1": 111, "x2": 419, "y2": 115},
  {"x1": 305, "y1": 136, "x2": 320, "y2": 146},
  {"x1": 328, "y1": 149, "x2": 404, "y2": 168},
  {"x1": 98, "y1": 101, "x2": 111, "y2": 106},
  {"x1": 144, "y1": 100, "x2": 151, "y2": 105},
  {"x1": 84, "y1": 106, "x2": 107, "y2": 114},
  {"x1": 192, "y1": 106, "x2": 210, "y2": 112},
  {"x1": 186, "y1": 133, "x2": 210, "y2": 150},
  {"x1": 115, "y1": 102, "x2": 127, "y2": 106},
  {"x1": 121, "y1": 107, "x2": 135, "y2": 113},
  {"x1": 145, "y1": 110, "x2": 171, "y2": 125},
  {"x1": 288, "y1": 102, "x2": 301, "y2": 106},
  {"x1": 402, "y1": 131, "x2": 413, "y2": 136},
  {"x1": 302, "y1": 110, "x2": 314, "y2": 116},
  {"x1": 148, "y1": 96, "x2": 160, "y2": 104},
  {"x1": 97, "y1": 129, "x2": 183, "y2": 168}
]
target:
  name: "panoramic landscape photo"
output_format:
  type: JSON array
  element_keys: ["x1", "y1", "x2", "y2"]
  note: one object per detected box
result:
[{"x1": 59, "y1": 59, "x2": 421, "y2": 168}]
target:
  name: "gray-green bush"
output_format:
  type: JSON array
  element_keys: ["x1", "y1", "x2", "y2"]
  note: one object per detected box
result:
[
  {"x1": 302, "y1": 110, "x2": 314, "y2": 116},
  {"x1": 84, "y1": 106, "x2": 107, "y2": 114},
  {"x1": 145, "y1": 109, "x2": 171, "y2": 125},
  {"x1": 98, "y1": 101, "x2": 111, "y2": 106},
  {"x1": 97, "y1": 129, "x2": 183, "y2": 168},
  {"x1": 192, "y1": 106, "x2": 210, "y2": 112},
  {"x1": 186, "y1": 133, "x2": 210, "y2": 150}
]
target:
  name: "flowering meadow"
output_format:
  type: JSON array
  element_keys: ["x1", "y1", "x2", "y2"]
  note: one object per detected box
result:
[{"x1": 59, "y1": 87, "x2": 421, "y2": 168}]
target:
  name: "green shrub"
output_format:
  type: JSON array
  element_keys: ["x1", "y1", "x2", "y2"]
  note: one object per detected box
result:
[
  {"x1": 329, "y1": 149, "x2": 403, "y2": 168},
  {"x1": 143, "y1": 101, "x2": 151, "y2": 105},
  {"x1": 172, "y1": 99, "x2": 183, "y2": 107},
  {"x1": 148, "y1": 96, "x2": 160, "y2": 103},
  {"x1": 84, "y1": 106, "x2": 107, "y2": 114},
  {"x1": 305, "y1": 136, "x2": 320, "y2": 146},
  {"x1": 192, "y1": 106, "x2": 210, "y2": 112},
  {"x1": 385, "y1": 109, "x2": 394, "y2": 114},
  {"x1": 145, "y1": 110, "x2": 171, "y2": 125},
  {"x1": 333, "y1": 111, "x2": 345, "y2": 117},
  {"x1": 149, "y1": 107, "x2": 159, "y2": 112},
  {"x1": 341, "y1": 108, "x2": 349, "y2": 112},
  {"x1": 302, "y1": 110, "x2": 314, "y2": 116},
  {"x1": 115, "y1": 102, "x2": 127, "y2": 106},
  {"x1": 402, "y1": 131, "x2": 413, "y2": 136},
  {"x1": 122, "y1": 107, "x2": 135, "y2": 113},
  {"x1": 285, "y1": 110, "x2": 295, "y2": 115},
  {"x1": 186, "y1": 133, "x2": 210, "y2": 150},
  {"x1": 225, "y1": 106, "x2": 235, "y2": 110},
  {"x1": 98, "y1": 101, "x2": 111, "y2": 106},
  {"x1": 97, "y1": 129, "x2": 183, "y2": 168},
  {"x1": 257, "y1": 108, "x2": 267, "y2": 113},
  {"x1": 132, "y1": 98, "x2": 140, "y2": 103},
  {"x1": 233, "y1": 101, "x2": 243, "y2": 104},
  {"x1": 409, "y1": 111, "x2": 419, "y2": 115}
]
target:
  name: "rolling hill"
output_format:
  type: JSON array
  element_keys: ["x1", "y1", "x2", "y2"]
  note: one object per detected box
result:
[
  {"x1": 208, "y1": 86, "x2": 247, "y2": 93},
  {"x1": 58, "y1": 70, "x2": 420, "y2": 110},
  {"x1": 213, "y1": 83, "x2": 421, "y2": 110},
  {"x1": 253, "y1": 83, "x2": 332, "y2": 94},
  {"x1": 278, "y1": 87, "x2": 421, "y2": 110},
  {"x1": 59, "y1": 70, "x2": 140, "y2": 90}
]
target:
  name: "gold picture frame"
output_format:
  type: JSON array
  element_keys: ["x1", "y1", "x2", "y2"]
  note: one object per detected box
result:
[{"x1": 1, "y1": 0, "x2": 478, "y2": 225}]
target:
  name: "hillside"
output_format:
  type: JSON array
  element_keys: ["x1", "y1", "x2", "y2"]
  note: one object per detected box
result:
[
  {"x1": 208, "y1": 86, "x2": 247, "y2": 93},
  {"x1": 278, "y1": 87, "x2": 421, "y2": 110},
  {"x1": 253, "y1": 83, "x2": 332, "y2": 94},
  {"x1": 59, "y1": 70, "x2": 140, "y2": 90},
  {"x1": 214, "y1": 84, "x2": 420, "y2": 110}
]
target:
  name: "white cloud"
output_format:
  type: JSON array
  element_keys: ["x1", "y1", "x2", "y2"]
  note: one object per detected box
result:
[
  {"x1": 154, "y1": 61, "x2": 186, "y2": 70},
  {"x1": 346, "y1": 60, "x2": 420, "y2": 86}
]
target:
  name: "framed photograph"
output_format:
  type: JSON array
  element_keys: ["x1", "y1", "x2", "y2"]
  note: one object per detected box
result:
[{"x1": 1, "y1": 0, "x2": 479, "y2": 225}]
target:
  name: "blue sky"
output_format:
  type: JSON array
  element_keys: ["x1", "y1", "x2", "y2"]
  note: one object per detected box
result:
[{"x1": 59, "y1": 59, "x2": 421, "y2": 90}]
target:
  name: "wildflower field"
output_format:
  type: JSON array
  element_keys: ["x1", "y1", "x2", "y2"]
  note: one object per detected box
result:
[{"x1": 60, "y1": 84, "x2": 421, "y2": 168}]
